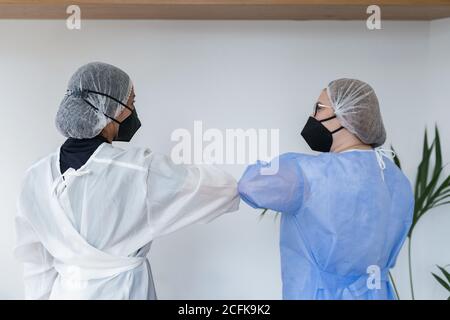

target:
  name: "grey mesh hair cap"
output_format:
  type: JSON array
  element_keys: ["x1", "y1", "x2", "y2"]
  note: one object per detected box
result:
[
  {"x1": 55, "y1": 62, "x2": 133, "y2": 139},
  {"x1": 326, "y1": 78, "x2": 386, "y2": 148}
]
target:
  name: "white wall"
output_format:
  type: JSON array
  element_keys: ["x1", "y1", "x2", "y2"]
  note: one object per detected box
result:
[{"x1": 0, "y1": 19, "x2": 449, "y2": 299}]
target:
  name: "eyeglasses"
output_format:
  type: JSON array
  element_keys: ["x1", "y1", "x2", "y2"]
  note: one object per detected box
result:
[{"x1": 313, "y1": 102, "x2": 333, "y2": 116}]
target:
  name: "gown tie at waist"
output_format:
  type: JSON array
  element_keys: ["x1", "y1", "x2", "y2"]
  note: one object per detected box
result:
[
  {"x1": 317, "y1": 268, "x2": 390, "y2": 297},
  {"x1": 53, "y1": 256, "x2": 146, "y2": 282}
]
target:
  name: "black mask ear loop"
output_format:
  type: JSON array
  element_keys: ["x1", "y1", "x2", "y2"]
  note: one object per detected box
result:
[
  {"x1": 318, "y1": 114, "x2": 345, "y2": 134},
  {"x1": 68, "y1": 89, "x2": 133, "y2": 124}
]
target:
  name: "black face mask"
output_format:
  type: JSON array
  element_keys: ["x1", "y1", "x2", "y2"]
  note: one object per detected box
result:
[
  {"x1": 67, "y1": 88, "x2": 141, "y2": 142},
  {"x1": 114, "y1": 107, "x2": 141, "y2": 142},
  {"x1": 301, "y1": 115, "x2": 344, "y2": 152}
]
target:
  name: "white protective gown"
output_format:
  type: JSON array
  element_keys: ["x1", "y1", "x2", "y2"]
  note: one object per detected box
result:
[{"x1": 14, "y1": 142, "x2": 240, "y2": 299}]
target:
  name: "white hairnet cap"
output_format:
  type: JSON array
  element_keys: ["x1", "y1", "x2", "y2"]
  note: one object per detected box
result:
[
  {"x1": 327, "y1": 78, "x2": 386, "y2": 148},
  {"x1": 55, "y1": 62, "x2": 133, "y2": 139}
]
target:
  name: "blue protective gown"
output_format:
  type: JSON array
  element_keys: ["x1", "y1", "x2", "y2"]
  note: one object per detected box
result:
[{"x1": 238, "y1": 149, "x2": 414, "y2": 300}]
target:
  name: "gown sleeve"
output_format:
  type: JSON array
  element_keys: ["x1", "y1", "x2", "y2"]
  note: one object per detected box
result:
[
  {"x1": 238, "y1": 153, "x2": 306, "y2": 213},
  {"x1": 14, "y1": 214, "x2": 57, "y2": 300},
  {"x1": 146, "y1": 153, "x2": 240, "y2": 239}
]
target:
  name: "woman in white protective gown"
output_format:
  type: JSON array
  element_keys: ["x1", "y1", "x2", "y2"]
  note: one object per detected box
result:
[{"x1": 14, "y1": 62, "x2": 240, "y2": 300}]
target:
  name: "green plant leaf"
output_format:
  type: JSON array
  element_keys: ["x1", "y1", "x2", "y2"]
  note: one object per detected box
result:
[
  {"x1": 434, "y1": 201, "x2": 450, "y2": 208},
  {"x1": 437, "y1": 265, "x2": 450, "y2": 284},
  {"x1": 425, "y1": 178, "x2": 450, "y2": 212},
  {"x1": 432, "y1": 273, "x2": 450, "y2": 292},
  {"x1": 427, "y1": 125, "x2": 443, "y2": 201},
  {"x1": 420, "y1": 143, "x2": 434, "y2": 193},
  {"x1": 419, "y1": 167, "x2": 445, "y2": 212},
  {"x1": 414, "y1": 150, "x2": 445, "y2": 223},
  {"x1": 412, "y1": 169, "x2": 442, "y2": 230},
  {"x1": 419, "y1": 130, "x2": 432, "y2": 196},
  {"x1": 391, "y1": 145, "x2": 402, "y2": 169},
  {"x1": 414, "y1": 130, "x2": 427, "y2": 198},
  {"x1": 259, "y1": 209, "x2": 268, "y2": 222},
  {"x1": 433, "y1": 125, "x2": 442, "y2": 181},
  {"x1": 430, "y1": 190, "x2": 450, "y2": 208},
  {"x1": 432, "y1": 175, "x2": 450, "y2": 200},
  {"x1": 408, "y1": 127, "x2": 450, "y2": 236},
  {"x1": 408, "y1": 126, "x2": 450, "y2": 299},
  {"x1": 412, "y1": 130, "x2": 434, "y2": 227},
  {"x1": 260, "y1": 208, "x2": 281, "y2": 221}
]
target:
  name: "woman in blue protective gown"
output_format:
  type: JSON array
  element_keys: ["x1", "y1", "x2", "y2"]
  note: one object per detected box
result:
[{"x1": 238, "y1": 78, "x2": 414, "y2": 300}]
